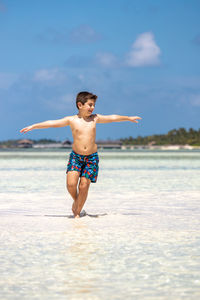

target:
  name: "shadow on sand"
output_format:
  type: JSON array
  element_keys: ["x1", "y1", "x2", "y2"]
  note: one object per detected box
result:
[
  {"x1": 44, "y1": 213, "x2": 108, "y2": 218},
  {"x1": 24, "y1": 212, "x2": 141, "y2": 218},
  {"x1": 24, "y1": 213, "x2": 108, "y2": 218}
]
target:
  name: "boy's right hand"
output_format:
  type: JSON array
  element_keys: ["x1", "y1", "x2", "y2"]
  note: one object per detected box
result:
[
  {"x1": 129, "y1": 116, "x2": 142, "y2": 123},
  {"x1": 20, "y1": 125, "x2": 33, "y2": 133}
]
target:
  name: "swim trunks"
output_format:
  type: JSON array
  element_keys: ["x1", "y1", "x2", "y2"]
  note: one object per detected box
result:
[{"x1": 66, "y1": 151, "x2": 99, "y2": 183}]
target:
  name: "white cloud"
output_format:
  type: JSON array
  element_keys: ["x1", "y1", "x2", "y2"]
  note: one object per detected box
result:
[
  {"x1": 33, "y1": 68, "x2": 67, "y2": 85},
  {"x1": 96, "y1": 52, "x2": 118, "y2": 67},
  {"x1": 43, "y1": 93, "x2": 75, "y2": 111},
  {"x1": 190, "y1": 94, "x2": 200, "y2": 106},
  {"x1": 34, "y1": 68, "x2": 59, "y2": 81},
  {"x1": 69, "y1": 25, "x2": 102, "y2": 44},
  {"x1": 60, "y1": 93, "x2": 74, "y2": 104},
  {"x1": 36, "y1": 28, "x2": 68, "y2": 44},
  {"x1": 36, "y1": 25, "x2": 102, "y2": 45},
  {"x1": 126, "y1": 32, "x2": 161, "y2": 67},
  {"x1": 0, "y1": 73, "x2": 18, "y2": 89}
]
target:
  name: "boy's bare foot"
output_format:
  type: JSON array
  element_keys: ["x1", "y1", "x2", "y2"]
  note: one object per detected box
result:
[{"x1": 73, "y1": 210, "x2": 86, "y2": 218}]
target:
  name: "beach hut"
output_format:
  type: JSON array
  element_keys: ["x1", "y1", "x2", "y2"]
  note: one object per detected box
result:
[
  {"x1": 62, "y1": 139, "x2": 72, "y2": 148},
  {"x1": 17, "y1": 139, "x2": 34, "y2": 148}
]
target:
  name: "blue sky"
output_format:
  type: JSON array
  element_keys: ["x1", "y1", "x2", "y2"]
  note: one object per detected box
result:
[{"x1": 1, "y1": 0, "x2": 200, "y2": 141}]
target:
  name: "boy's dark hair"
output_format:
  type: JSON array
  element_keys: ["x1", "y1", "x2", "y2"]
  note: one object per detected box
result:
[{"x1": 76, "y1": 91, "x2": 97, "y2": 109}]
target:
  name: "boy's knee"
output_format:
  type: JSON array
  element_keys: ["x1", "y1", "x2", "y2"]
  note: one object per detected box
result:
[
  {"x1": 67, "y1": 181, "x2": 77, "y2": 191},
  {"x1": 79, "y1": 180, "x2": 90, "y2": 191}
]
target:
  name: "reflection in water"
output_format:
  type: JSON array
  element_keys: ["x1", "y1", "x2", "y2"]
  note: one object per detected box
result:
[{"x1": 62, "y1": 221, "x2": 102, "y2": 297}]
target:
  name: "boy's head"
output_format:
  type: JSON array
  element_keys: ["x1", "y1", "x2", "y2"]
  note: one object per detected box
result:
[{"x1": 76, "y1": 91, "x2": 97, "y2": 109}]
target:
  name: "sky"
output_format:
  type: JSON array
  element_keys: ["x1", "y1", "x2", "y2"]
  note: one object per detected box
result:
[{"x1": 0, "y1": 0, "x2": 200, "y2": 141}]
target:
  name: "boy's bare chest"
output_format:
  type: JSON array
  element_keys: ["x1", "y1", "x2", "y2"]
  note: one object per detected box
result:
[{"x1": 71, "y1": 119, "x2": 96, "y2": 135}]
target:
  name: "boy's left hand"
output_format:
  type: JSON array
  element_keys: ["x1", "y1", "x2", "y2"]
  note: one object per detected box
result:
[{"x1": 129, "y1": 116, "x2": 142, "y2": 123}]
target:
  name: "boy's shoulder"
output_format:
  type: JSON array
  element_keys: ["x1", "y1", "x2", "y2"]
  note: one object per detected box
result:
[
  {"x1": 66, "y1": 114, "x2": 99, "y2": 123},
  {"x1": 64, "y1": 115, "x2": 77, "y2": 121},
  {"x1": 70, "y1": 114, "x2": 98, "y2": 120},
  {"x1": 91, "y1": 114, "x2": 99, "y2": 122}
]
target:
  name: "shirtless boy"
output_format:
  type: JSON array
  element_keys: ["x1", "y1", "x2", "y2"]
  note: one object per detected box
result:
[{"x1": 20, "y1": 91, "x2": 141, "y2": 218}]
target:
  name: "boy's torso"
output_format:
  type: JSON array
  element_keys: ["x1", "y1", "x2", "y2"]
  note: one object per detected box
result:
[{"x1": 69, "y1": 114, "x2": 98, "y2": 155}]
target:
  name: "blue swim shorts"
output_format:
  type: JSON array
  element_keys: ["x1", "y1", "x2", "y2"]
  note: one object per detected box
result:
[{"x1": 66, "y1": 151, "x2": 99, "y2": 183}]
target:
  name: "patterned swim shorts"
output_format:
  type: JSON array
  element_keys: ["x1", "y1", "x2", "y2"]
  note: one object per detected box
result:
[{"x1": 66, "y1": 150, "x2": 99, "y2": 183}]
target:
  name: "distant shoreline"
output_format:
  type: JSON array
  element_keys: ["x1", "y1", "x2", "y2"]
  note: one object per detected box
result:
[
  {"x1": 1, "y1": 127, "x2": 200, "y2": 150},
  {"x1": 0, "y1": 144, "x2": 200, "y2": 151}
]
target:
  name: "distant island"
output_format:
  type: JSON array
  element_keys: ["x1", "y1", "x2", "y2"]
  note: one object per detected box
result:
[
  {"x1": 0, "y1": 128, "x2": 200, "y2": 150},
  {"x1": 120, "y1": 127, "x2": 200, "y2": 147}
]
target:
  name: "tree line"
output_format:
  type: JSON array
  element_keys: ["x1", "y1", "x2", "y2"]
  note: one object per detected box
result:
[
  {"x1": 0, "y1": 128, "x2": 200, "y2": 148},
  {"x1": 120, "y1": 128, "x2": 200, "y2": 146}
]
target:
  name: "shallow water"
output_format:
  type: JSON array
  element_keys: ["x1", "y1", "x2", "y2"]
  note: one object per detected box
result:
[{"x1": 0, "y1": 149, "x2": 200, "y2": 299}]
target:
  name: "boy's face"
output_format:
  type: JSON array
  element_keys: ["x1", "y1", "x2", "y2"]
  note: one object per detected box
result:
[{"x1": 79, "y1": 99, "x2": 95, "y2": 116}]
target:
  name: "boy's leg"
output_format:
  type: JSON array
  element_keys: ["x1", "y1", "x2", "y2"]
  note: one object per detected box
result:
[
  {"x1": 66, "y1": 171, "x2": 80, "y2": 213},
  {"x1": 73, "y1": 176, "x2": 91, "y2": 217}
]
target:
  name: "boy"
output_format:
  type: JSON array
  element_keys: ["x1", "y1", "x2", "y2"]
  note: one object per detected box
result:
[{"x1": 20, "y1": 91, "x2": 141, "y2": 218}]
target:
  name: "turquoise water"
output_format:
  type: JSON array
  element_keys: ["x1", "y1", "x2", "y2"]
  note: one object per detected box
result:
[{"x1": 0, "y1": 150, "x2": 200, "y2": 299}]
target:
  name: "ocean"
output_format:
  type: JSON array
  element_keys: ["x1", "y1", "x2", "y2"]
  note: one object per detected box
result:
[{"x1": 0, "y1": 149, "x2": 200, "y2": 299}]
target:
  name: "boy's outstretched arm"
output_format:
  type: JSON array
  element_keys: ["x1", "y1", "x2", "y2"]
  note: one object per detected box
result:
[
  {"x1": 20, "y1": 116, "x2": 70, "y2": 133},
  {"x1": 96, "y1": 114, "x2": 142, "y2": 124}
]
